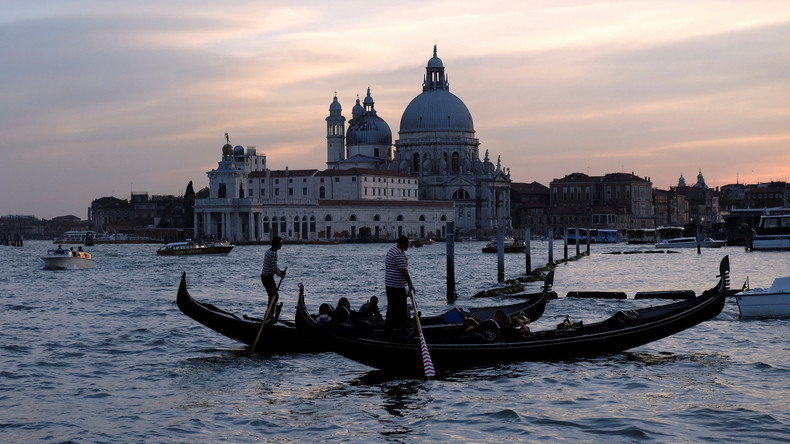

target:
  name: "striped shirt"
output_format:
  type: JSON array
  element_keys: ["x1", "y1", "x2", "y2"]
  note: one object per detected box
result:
[
  {"x1": 384, "y1": 245, "x2": 408, "y2": 288},
  {"x1": 261, "y1": 248, "x2": 279, "y2": 276}
]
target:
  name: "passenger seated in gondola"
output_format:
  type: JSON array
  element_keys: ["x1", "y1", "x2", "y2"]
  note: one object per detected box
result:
[
  {"x1": 357, "y1": 296, "x2": 384, "y2": 327},
  {"x1": 334, "y1": 297, "x2": 353, "y2": 325},
  {"x1": 316, "y1": 303, "x2": 335, "y2": 323},
  {"x1": 459, "y1": 310, "x2": 529, "y2": 342}
]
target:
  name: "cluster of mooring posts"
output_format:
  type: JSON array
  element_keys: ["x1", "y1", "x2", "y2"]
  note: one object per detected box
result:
[
  {"x1": 444, "y1": 224, "x2": 589, "y2": 302},
  {"x1": 442, "y1": 225, "x2": 701, "y2": 301},
  {"x1": 1, "y1": 233, "x2": 24, "y2": 247}
]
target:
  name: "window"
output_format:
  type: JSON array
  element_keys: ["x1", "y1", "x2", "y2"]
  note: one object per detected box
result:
[
  {"x1": 218, "y1": 184, "x2": 226, "y2": 198},
  {"x1": 275, "y1": 179, "x2": 279, "y2": 184},
  {"x1": 335, "y1": 177, "x2": 339, "y2": 182},
  {"x1": 319, "y1": 186, "x2": 325, "y2": 199},
  {"x1": 352, "y1": 177, "x2": 356, "y2": 182},
  {"x1": 289, "y1": 188, "x2": 293, "y2": 196},
  {"x1": 413, "y1": 153, "x2": 420, "y2": 172},
  {"x1": 452, "y1": 152, "x2": 459, "y2": 172},
  {"x1": 302, "y1": 188, "x2": 307, "y2": 196},
  {"x1": 274, "y1": 188, "x2": 279, "y2": 196}
]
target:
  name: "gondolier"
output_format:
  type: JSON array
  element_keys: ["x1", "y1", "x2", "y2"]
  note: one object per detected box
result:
[
  {"x1": 384, "y1": 235, "x2": 415, "y2": 337},
  {"x1": 261, "y1": 236, "x2": 285, "y2": 307}
]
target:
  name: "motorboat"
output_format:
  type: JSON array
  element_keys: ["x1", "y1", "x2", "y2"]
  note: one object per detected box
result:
[
  {"x1": 295, "y1": 257, "x2": 730, "y2": 377},
  {"x1": 482, "y1": 237, "x2": 526, "y2": 253},
  {"x1": 157, "y1": 240, "x2": 233, "y2": 256},
  {"x1": 735, "y1": 276, "x2": 790, "y2": 318},
  {"x1": 655, "y1": 237, "x2": 726, "y2": 248},
  {"x1": 567, "y1": 229, "x2": 620, "y2": 245},
  {"x1": 751, "y1": 207, "x2": 790, "y2": 251},
  {"x1": 41, "y1": 247, "x2": 96, "y2": 270}
]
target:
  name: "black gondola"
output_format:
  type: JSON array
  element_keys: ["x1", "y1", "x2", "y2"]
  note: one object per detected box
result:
[
  {"x1": 176, "y1": 270, "x2": 553, "y2": 353},
  {"x1": 295, "y1": 257, "x2": 730, "y2": 377}
]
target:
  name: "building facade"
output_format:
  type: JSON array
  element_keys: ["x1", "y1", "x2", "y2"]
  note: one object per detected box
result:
[
  {"x1": 194, "y1": 137, "x2": 452, "y2": 242},
  {"x1": 547, "y1": 172, "x2": 655, "y2": 233},
  {"x1": 194, "y1": 46, "x2": 511, "y2": 241}
]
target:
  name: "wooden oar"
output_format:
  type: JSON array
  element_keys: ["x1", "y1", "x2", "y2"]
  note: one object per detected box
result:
[
  {"x1": 249, "y1": 267, "x2": 287, "y2": 354},
  {"x1": 409, "y1": 289, "x2": 436, "y2": 379}
]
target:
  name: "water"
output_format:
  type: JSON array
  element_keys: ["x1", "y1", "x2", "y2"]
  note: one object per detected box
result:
[{"x1": 1, "y1": 240, "x2": 788, "y2": 443}]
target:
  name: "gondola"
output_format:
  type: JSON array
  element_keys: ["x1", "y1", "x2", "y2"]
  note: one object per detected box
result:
[
  {"x1": 295, "y1": 257, "x2": 730, "y2": 377},
  {"x1": 176, "y1": 270, "x2": 553, "y2": 353},
  {"x1": 176, "y1": 272, "x2": 321, "y2": 353}
]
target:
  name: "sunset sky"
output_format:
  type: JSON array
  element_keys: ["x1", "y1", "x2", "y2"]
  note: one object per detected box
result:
[{"x1": 2, "y1": 1, "x2": 789, "y2": 219}]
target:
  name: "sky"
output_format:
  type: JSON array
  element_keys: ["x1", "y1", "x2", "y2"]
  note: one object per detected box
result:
[{"x1": 2, "y1": 0, "x2": 789, "y2": 220}]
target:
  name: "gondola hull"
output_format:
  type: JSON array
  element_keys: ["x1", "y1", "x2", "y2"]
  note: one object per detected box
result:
[
  {"x1": 295, "y1": 257, "x2": 730, "y2": 376},
  {"x1": 176, "y1": 272, "x2": 321, "y2": 353},
  {"x1": 176, "y1": 270, "x2": 553, "y2": 354}
]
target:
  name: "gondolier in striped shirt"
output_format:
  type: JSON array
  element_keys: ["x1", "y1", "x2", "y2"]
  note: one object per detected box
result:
[
  {"x1": 384, "y1": 235, "x2": 415, "y2": 337},
  {"x1": 261, "y1": 236, "x2": 285, "y2": 309}
]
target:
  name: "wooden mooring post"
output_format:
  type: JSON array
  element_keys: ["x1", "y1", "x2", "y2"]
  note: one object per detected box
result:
[
  {"x1": 548, "y1": 228, "x2": 554, "y2": 263},
  {"x1": 497, "y1": 228, "x2": 505, "y2": 283},
  {"x1": 563, "y1": 229, "x2": 568, "y2": 261},
  {"x1": 524, "y1": 227, "x2": 531, "y2": 275},
  {"x1": 446, "y1": 221, "x2": 456, "y2": 303},
  {"x1": 575, "y1": 228, "x2": 580, "y2": 256}
]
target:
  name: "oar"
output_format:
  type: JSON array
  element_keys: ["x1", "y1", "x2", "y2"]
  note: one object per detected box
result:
[
  {"x1": 408, "y1": 289, "x2": 436, "y2": 379},
  {"x1": 249, "y1": 267, "x2": 287, "y2": 354}
]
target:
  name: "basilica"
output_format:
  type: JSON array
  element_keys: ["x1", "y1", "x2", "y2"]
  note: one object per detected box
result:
[{"x1": 194, "y1": 47, "x2": 512, "y2": 242}]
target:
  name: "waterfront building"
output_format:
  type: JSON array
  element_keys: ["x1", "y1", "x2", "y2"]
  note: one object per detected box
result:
[
  {"x1": 547, "y1": 172, "x2": 655, "y2": 234},
  {"x1": 194, "y1": 136, "x2": 452, "y2": 242},
  {"x1": 194, "y1": 46, "x2": 510, "y2": 241}
]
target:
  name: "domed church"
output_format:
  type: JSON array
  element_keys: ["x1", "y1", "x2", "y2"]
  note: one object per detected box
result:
[
  {"x1": 194, "y1": 47, "x2": 510, "y2": 243},
  {"x1": 326, "y1": 46, "x2": 512, "y2": 235}
]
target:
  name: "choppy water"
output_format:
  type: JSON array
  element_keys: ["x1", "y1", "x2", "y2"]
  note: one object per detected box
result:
[{"x1": 1, "y1": 240, "x2": 788, "y2": 443}]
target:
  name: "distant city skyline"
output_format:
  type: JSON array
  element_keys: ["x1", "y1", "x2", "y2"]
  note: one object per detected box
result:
[{"x1": 2, "y1": 1, "x2": 789, "y2": 219}]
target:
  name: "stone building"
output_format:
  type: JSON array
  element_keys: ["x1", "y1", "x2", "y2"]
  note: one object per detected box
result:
[
  {"x1": 547, "y1": 172, "x2": 655, "y2": 233},
  {"x1": 194, "y1": 46, "x2": 511, "y2": 241}
]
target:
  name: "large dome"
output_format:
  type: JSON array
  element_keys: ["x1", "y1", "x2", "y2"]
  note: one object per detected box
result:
[
  {"x1": 400, "y1": 90, "x2": 474, "y2": 132},
  {"x1": 399, "y1": 46, "x2": 474, "y2": 133}
]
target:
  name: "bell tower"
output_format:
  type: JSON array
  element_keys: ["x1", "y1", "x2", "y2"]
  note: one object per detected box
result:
[{"x1": 326, "y1": 94, "x2": 346, "y2": 169}]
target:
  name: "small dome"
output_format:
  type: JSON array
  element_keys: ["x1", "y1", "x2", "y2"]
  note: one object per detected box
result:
[
  {"x1": 329, "y1": 95, "x2": 342, "y2": 114},
  {"x1": 233, "y1": 145, "x2": 244, "y2": 156},
  {"x1": 427, "y1": 55, "x2": 443, "y2": 68},
  {"x1": 222, "y1": 143, "x2": 233, "y2": 155},
  {"x1": 347, "y1": 114, "x2": 392, "y2": 146}
]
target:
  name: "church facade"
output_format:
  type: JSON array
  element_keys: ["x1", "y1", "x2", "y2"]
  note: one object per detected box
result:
[{"x1": 194, "y1": 47, "x2": 510, "y2": 242}]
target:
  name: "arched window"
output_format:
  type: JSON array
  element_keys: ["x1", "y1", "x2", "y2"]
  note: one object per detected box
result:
[
  {"x1": 310, "y1": 216, "x2": 316, "y2": 232},
  {"x1": 373, "y1": 215, "x2": 380, "y2": 221},
  {"x1": 440, "y1": 215, "x2": 447, "y2": 221},
  {"x1": 412, "y1": 153, "x2": 420, "y2": 173},
  {"x1": 319, "y1": 186, "x2": 326, "y2": 199},
  {"x1": 263, "y1": 216, "x2": 269, "y2": 234},
  {"x1": 396, "y1": 215, "x2": 404, "y2": 221},
  {"x1": 324, "y1": 215, "x2": 332, "y2": 221},
  {"x1": 350, "y1": 215, "x2": 357, "y2": 221},
  {"x1": 452, "y1": 152, "x2": 459, "y2": 172},
  {"x1": 419, "y1": 215, "x2": 425, "y2": 221},
  {"x1": 280, "y1": 216, "x2": 286, "y2": 232},
  {"x1": 452, "y1": 188, "x2": 470, "y2": 200}
]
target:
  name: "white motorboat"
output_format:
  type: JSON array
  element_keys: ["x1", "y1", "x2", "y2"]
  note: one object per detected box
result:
[
  {"x1": 751, "y1": 207, "x2": 790, "y2": 251},
  {"x1": 655, "y1": 237, "x2": 726, "y2": 248},
  {"x1": 41, "y1": 247, "x2": 96, "y2": 270},
  {"x1": 736, "y1": 276, "x2": 790, "y2": 318}
]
